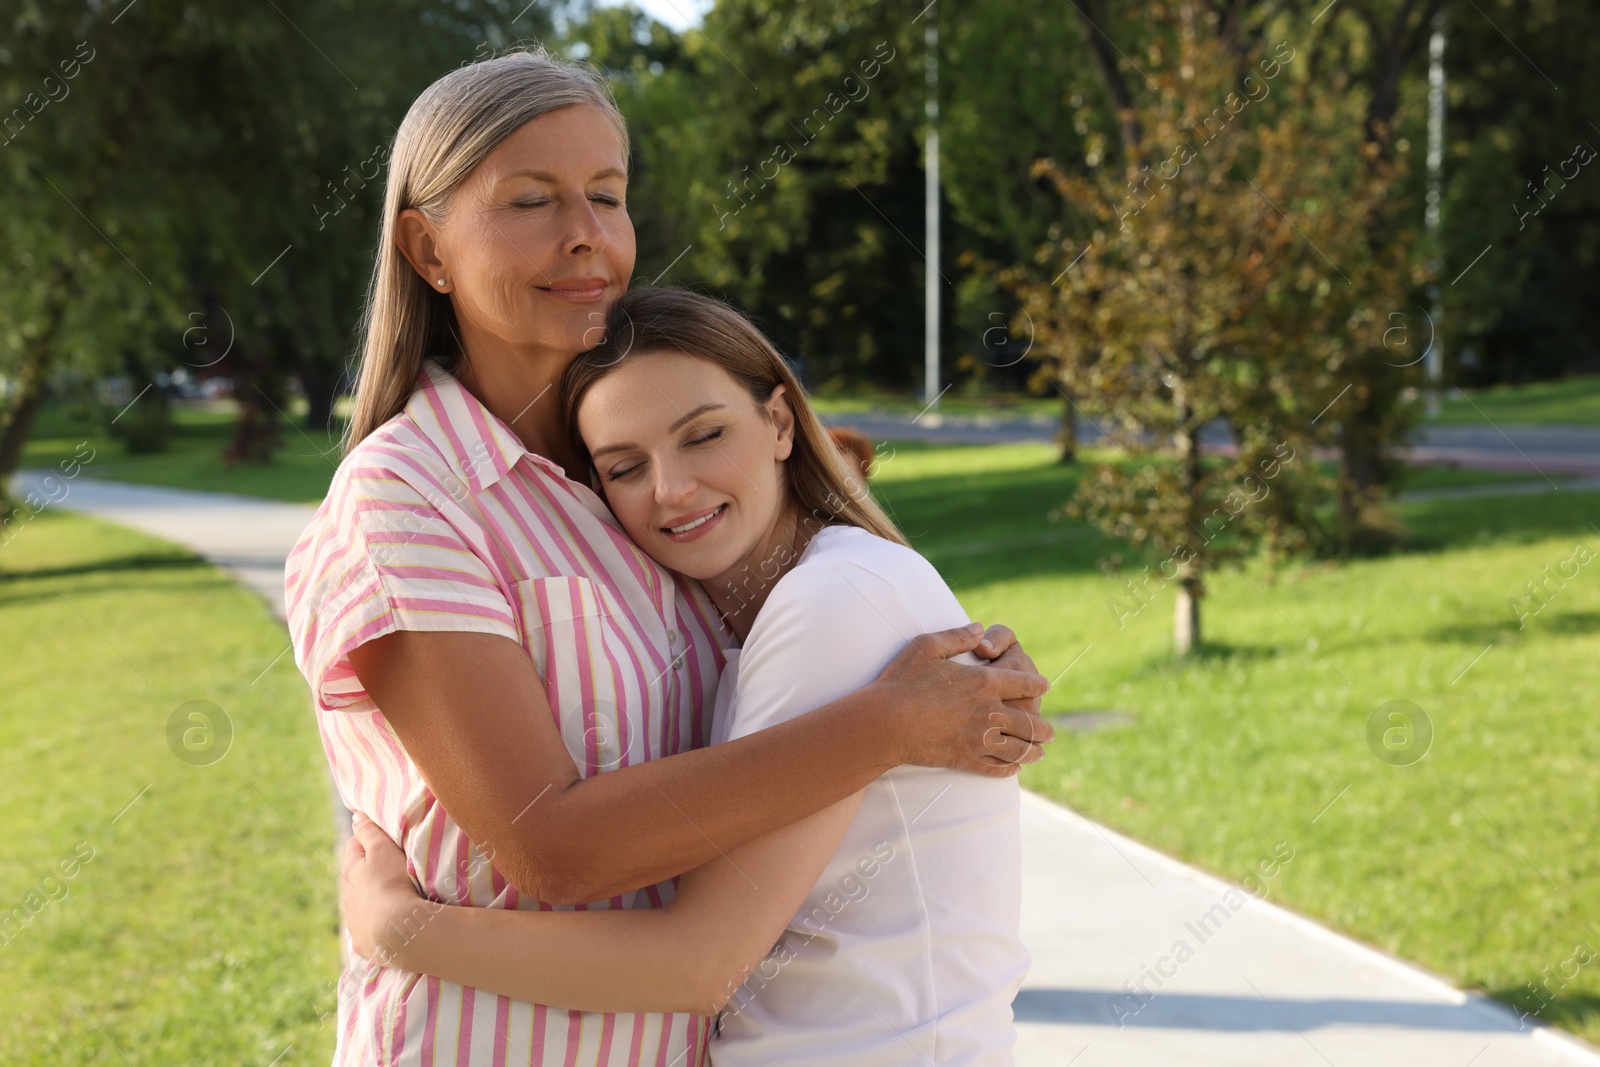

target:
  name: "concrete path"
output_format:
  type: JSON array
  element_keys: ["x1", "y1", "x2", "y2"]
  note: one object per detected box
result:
[
  {"x1": 17, "y1": 470, "x2": 1600, "y2": 1066},
  {"x1": 1015, "y1": 793, "x2": 1600, "y2": 1066},
  {"x1": 10, "y1": 473, "x2": 319, "y2": 621}
]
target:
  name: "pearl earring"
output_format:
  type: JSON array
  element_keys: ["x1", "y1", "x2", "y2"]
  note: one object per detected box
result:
[{"x1": 436, "y1": 278, "x2": 446, "y2": 287}]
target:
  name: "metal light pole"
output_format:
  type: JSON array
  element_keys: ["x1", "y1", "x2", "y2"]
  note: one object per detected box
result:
[
  {"x1": 1424, "y1": 12, "x2": 1446, "y2": 415},
  {"x1": 923, "y1": 9, "x2": 941, "y2": 408}
]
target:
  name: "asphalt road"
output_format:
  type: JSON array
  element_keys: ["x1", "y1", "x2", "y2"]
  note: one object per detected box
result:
[{"x1": 824, "y1": 413, "x2": 1600, "y2": 477}]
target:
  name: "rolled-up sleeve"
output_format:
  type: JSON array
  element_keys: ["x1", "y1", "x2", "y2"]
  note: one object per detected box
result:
[{"x1": 286, "y1": 452, "x2": 518, "y2": 714}]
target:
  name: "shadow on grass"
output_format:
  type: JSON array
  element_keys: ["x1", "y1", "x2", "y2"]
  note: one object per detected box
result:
[
  {"x1": 1397, "y1": 490, "x2": 1600, "y2": 554},
  {"x1": 1427, "y1": 610, "x2": 1600, "y2": 646},
  {"x1": 1481, "y1": 984, "x2": 1600, "y2": 1042},
  {"x1": 875, "y1": 461, "x2": 1121, "y2": 585},
  {"x1": 1543, "y1": 610, "x2": 1600, "y2": 636},
  {"x1": 1123, "y1": 640, "x2": 1296, "y2": 676},
  {"x1": 0, "y1": 551, "x2": 208, "y2": 586}
]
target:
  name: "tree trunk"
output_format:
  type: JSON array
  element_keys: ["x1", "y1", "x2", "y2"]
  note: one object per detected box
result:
[
  {"x1": 0, "y1": 260, "x2": 75, "y2": 498},
  {"x1": 224, "y1": 342, "x2": 287, "y2": 466},
  {"x1": 0, "y1": 352, "x2": 50, "y2": 503},
  {"x1": 1172, "y1": 393, "x2": 1205, "y2": 656},
  {"x1": 1337, "y1": 392, "x2": 1387, "y2": 523},
  {"x1": 1174, "y1": 575, "x2": 1202, "y2": 656},
  {"x1": 1069, "y1": 0, "x2": 1143, "y2": 159},
  {"x1": 1337, "y1": 0, "x2": 1442, "y2": 522},
  {"x1": 1057, "y1": 384, "x2": 1078, "y2": 464},
  {"x1": 299, "y1": 357, "x2": 339, "y2": 433}
]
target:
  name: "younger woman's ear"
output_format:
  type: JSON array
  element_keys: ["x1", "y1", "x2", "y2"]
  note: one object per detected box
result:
[{"x1": 767, "y1": 384, "x2": 795, "y2": 462}]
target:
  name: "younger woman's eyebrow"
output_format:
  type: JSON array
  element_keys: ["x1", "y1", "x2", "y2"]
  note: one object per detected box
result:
[
  {"x1": 589, "y1": 403, "x2": 726, "y2": 458},
  {"x1": 668, "y1": 403, "x2": 726, "y2": 432}
]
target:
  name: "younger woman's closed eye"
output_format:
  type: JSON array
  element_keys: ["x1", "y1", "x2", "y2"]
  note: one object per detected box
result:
[
  {"x1": 604, "y1": 461, "x2": 644, "y2": 483},
  {"x1": 603, "y1": 429, "x2": 721, "y2": 481}
]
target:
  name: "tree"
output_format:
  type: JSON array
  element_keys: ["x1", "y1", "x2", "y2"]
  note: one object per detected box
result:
[
  {"x1": 1425, "y1": 0, "x2": 1600, "y2": 384},
  {"x1": 0, "y1": 4, "x2": 187, "y2": 501},
  {"x1": 1015, "y1": 2, "x2": 1418, "y2": 655},
  {"x1": 0, "y1": 1, "x2": 558, "y2": 505}
]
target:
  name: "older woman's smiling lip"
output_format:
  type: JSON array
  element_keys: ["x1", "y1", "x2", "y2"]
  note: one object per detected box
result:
[
  {"x1": 539, "y1": 276, "x2": 608, "y2": 303},
  {"x1": 662, "y1": 503, "x2": 727, "y2": 543}
]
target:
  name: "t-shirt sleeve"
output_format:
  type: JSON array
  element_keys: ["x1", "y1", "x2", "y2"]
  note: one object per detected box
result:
[
  {"x1": 285, "y1": 466, "x2": 519, "y2": 714},
  {"x1": 723, "y1": 553, "x2": 979, "y2": 741}
]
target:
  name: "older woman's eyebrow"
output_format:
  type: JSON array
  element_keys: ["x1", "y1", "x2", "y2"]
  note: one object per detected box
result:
[
  {"x1": 501, "y1": 167, "x2": 627, "y2": 184},
  {"x1": 588, "y1": 403, "x2": 727, "y2": 458}
]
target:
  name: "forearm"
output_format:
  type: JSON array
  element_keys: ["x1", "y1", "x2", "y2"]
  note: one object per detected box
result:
[
  {"x1": 388, "y1": 897, "x2": 724, "y2": 1016},
  {"x1": 376, "y1": 792, "x2": 865, "y2": 1016},
  {"x1": 525, "y1": 687, "x2": 900, "y2": 904}
]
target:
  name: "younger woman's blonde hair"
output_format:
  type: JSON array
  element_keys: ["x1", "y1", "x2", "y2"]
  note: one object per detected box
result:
[
  {"x1": 342, "y1": 46, "x2": 630, "y2": 453},
  {"x1": 561, "y1": 287, "x2": 907, "y2": 547}
]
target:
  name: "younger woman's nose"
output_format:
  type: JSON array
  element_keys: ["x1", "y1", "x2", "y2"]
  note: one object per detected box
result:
[{"x1": 653, "y1": 463, "x2": 697, "y2": 508}]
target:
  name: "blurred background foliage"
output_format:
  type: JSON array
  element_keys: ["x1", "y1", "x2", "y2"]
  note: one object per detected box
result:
[{"x1": 1, "y1": 0, "x2": 1593, "y2": 481}]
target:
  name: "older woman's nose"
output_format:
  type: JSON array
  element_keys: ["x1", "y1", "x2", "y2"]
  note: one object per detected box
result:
[{"x1": 561, "y1": 198, "x2": 610, "y2": 257}]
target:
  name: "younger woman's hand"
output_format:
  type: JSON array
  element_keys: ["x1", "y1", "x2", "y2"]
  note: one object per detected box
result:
[
  {"x1": 873, "y1": 621, "x2": 1053, "y2": 778},
  {"x1": 341, "y1": 813, "x2": 440, "y2": 968}
]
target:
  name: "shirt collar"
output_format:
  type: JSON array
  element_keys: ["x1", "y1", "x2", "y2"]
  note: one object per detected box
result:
[{"x1": 404, "y1": 358, "x2": 553, "y2": 494}]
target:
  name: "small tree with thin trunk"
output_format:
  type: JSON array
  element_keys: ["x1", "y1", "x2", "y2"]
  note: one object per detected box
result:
[{"x1": 1014, "y1": 2, "x2": 1419, "y2": 655}]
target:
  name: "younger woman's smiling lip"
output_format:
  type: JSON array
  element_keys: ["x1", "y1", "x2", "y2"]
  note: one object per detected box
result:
[{"x1": 661, "y1": 503, "x2": 727, "y2": 543}]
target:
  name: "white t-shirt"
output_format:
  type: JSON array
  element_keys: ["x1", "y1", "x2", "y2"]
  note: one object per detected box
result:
[{"x1": 708, "y1": 524, "x2": 1029, "y2": 1066}]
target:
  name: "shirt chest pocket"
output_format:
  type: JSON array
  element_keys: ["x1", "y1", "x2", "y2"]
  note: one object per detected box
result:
[{"x1": 513, "y1": 575, "x2": 646, "y2": 777}]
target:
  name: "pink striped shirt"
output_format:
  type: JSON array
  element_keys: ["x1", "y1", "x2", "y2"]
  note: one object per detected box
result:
[{"x1": 285, "y1": 357, "x2": 727, "y2": 1066}]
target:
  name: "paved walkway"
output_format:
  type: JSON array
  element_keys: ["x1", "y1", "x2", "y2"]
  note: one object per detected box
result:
[{"x1": 17, "y1": 470, "x2": 1600, "y2": 1067}]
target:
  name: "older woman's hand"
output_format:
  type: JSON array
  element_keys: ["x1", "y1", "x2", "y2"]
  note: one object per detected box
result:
[
  {"x1": 871, "y1": 621, "x2": 1053, "y2": 778},
  {"x1": 973, "y1": 623, "x2": 1045, "y2": 716}
]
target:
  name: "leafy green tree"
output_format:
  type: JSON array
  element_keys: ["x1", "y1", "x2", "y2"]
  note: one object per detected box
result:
[
  {"x1": 0, "y1": 1, "x2": 557, "y2": 502},
  {"x1": 1426, "y1": 0, "x2": 1600, "y2": 385},
  {"x1": 1016, "y1": 2, "x2": 1417, "y2": 654}
]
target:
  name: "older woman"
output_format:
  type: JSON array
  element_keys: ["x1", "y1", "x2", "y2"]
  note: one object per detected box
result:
[{"x1": 285, "y1": 47, "x2": 1051, "y2": 1067}]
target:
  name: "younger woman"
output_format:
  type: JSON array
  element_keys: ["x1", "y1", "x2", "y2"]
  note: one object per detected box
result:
[{"x1": 342, "y1": 286, "x2": 1034, "y2": 1064}]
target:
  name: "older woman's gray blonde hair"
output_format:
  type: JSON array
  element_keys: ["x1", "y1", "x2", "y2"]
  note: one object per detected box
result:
[{"x1": 342, "y1": 46, "x2": 629, "y2": 453}]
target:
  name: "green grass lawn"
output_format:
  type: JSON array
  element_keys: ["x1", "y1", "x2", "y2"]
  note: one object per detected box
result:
[
  {"x1": 1429, "y1": 374, "x2": 1600, "y2": 426},
  {"x1": 22, "y1": 399, "x2": 343, "y2": 504},
  {"x1": 1395, "y1": 464, "x2": 1579, "y2": 493},
  {"x1": 871, "y1": 441, "x2": 1600, "y2": 1042},
  {"x1": 0, "y1": 511, "x2": 338, "y2": 1065},
  {"x1": 9, "y1": 410, "x2": 1599, "y2": 1050}
]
